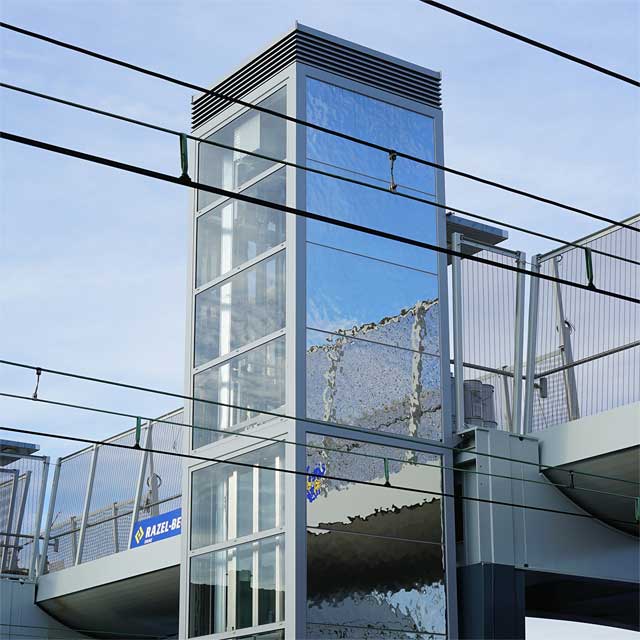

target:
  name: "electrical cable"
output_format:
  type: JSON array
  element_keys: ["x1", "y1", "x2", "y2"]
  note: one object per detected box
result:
[
  {"x1": 418, "y1": 0, "x2": 640, "y2": 88},
  {"x1": 1, "y1": 21, "x2": 638, "y2": 233},
  {"x1": 0, "y1": 361, "x2": 637, "y2": 488},
  {"x1": 2, "y1": 390, "x2": 636, "y2": 502},
  {"x1": 3, "y1": 82, "x2": 638, "y2": 267},
  {"x1": 0, "y1": 423, "x2": 636, "y2": 526},
  {"x1": 2, "y1": 130, "x2": 638, "y2": 304},
  {"x1": 0, "y1": 622, "x2": 168, "y2": 640},
  {"x1": 1, "y1": 391, "x2": 634, "y2": 502}
]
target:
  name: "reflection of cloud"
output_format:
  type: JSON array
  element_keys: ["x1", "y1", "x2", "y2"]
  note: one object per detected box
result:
[{"x1": 307, "y1": 296, "x2": 358, "y2": 334}]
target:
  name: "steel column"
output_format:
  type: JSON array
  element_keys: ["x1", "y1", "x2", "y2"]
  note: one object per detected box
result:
[
  {"x1": 8, "y1": 470, "x2": 31, "y2": 571},
  {"x1": 0, "y1": 469, "x2": 19, "y2": 572},
  {"x1": 75, "y1": 444, "x2": 99, "y2": 565},
  {"x1": 112, "y1": 503, "x2": 120, "y2": 553},
  {"x1": 128, "y1": 421, "x2": 152, "y2": 547},
  {"x1": 511, "y1": 251, "x2": 527, "y2": 433},
  {"x1": 551, "y1": 256, "x2": 580, "y2": 420},
  {"x1": 523, "y1": 255, "x2": 541, "y2": 434},
  {"x1": 39, "y1": 459, "x2": 60, "y2": 576},
  {"x1": 29, "y1": 456, "x2": 49, "y2": 579},
  {"x1": 451, "y1": 232, "x2": 465, "y2": 431}
]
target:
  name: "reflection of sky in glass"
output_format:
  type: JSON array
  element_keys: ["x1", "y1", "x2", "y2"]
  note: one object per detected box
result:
[
  {"x1": 307, "y1": 242, "x2": 438, "y2": 342},
  {"x1": 306, "y1": 78, "x2": 435, "y2": 194},
  {"x1": 305, "y1": 78, "x2": 440, "y2": 339}
]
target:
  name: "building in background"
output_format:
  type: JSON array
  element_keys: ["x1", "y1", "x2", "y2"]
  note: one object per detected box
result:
[{"x1": 1, "y1": 24, "x2": 638, "y2": 640}]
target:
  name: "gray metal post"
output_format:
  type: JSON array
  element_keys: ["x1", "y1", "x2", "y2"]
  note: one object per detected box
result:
[
  {"x1": 147, "y1": 423, "x2": 160, "y2": 517},
  {"x1": 75, "y1": 444, "x2": 99, "y2": 566},
  {"x1": 0, "y1": 469, "x2": 19, "y2": 573},
  {"x1": 8, "y1": 470, "x2": 31, "y2": 572},
  {"x1": 128, "y1": 422, "x2": 152, "y2": 547},
  {"x1": 523, "y1": 255, "x2": 541, "y2": 434},
  {"x1": 511, "y1": 251, "x2": 527, "y2": 434},
  {"x1": 70, "y1": 516, "x2": 78, "y2": 562},
  {"x1": 112, "y1": 503, "x2": 119, "y2": 553},
  {"x1": 551, "y1": 256, "x2": 580, "y2": 420},
  {"x1": 451, "y1": 232, "x2": 465, "y2": 431},
  {"x1": 501, "y1": 369, "x2": 513, "y2": 429},
  {"x1": 29, "y1": 457, "x2": 50, "y2": 579},
  {"x1": 38, "y1": 458, "x2": 60, "y2": 577}
]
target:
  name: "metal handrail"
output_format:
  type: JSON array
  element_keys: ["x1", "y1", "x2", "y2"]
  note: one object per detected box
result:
[
  {"x1": 535, "y1": 340, "x2": 640, "y2": 378},
  {"x1": 47, "y1": 493, "x2": 181, "y2": 541}
]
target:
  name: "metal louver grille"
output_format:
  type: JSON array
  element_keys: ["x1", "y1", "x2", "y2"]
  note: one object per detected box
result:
[{"x1": 192, "y1": 28, "x2": 442, "y2": 131}]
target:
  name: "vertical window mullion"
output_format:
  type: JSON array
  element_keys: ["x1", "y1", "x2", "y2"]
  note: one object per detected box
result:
[
  {"x1": 253, "y1": 465, "x2": 260, "y2": 627},
  {"x1": 252, "y1": 540, "x2": 260, "y2": 627}
]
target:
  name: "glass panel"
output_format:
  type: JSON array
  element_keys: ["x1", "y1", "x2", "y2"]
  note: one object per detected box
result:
[
  {"x1": 307, "y1": 530, "x2": 446, "y2": 637},
  {"x1": 306, "y1": 242, "x2": 439, "y2": 352},
  {"x1": 305, "y1": 434, "x2": 442, "y2": 544},
  {"x1": 198, "y1": 88, "x2": 287, "y2": 210},
  {"x1": 307, "y1": 178, "x2": 438, "y2": 273},
  {"x1": 258, "y1": 537, "x2": 279, "y2": 625},
  {"x1": 196, "y1": 168, "x2": 286, "y2": 287},
  {"x1": 234, "y1": 544, "x2": 253, "y2": 629},
  {"x1": 194, "y1": 251, "x2": 285, "y2": 367},
  {"x1": 305, "y1": 434, "x2": 445, "y2": 637},
  {"x1": 306, "y1": 77, "x2": 438, "y2": 273},
  {"x1": 191, "y1": 443, "x2": 285, "y2": 550},
  {"x1": 193, "y1": 336, "x2": 285, "y2": 449},
  {"x1": 189, "y1": 536, "x2": 284, "y2": 638},
  {"x1": 306, "y1": 78, "x2": 435, "y2": 194},
  {"x1": 189, "y1": 549, "x2": 227, "y2": 637},
  {"x1": 190, "y1": 463, "x2": 226, "y2": 550},
  {"x1": 305, "y1": 78, "x2": 442, "y2": 443},
  {"x1": 307, "y1": 328, "x2": 441, "y2": 441}
]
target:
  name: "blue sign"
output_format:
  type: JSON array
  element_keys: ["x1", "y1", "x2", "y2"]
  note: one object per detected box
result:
[
  {"x1": 130, "y1": 508, "x2": 182, "y2": 549},
  {"x1": 306, "y1": 463, "x2": 326, "y2": 503}
]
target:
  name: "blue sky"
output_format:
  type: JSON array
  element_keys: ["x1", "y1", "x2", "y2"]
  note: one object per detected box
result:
[{"x1": 0, "y1": 2, "x2": 638, "y2": 635}]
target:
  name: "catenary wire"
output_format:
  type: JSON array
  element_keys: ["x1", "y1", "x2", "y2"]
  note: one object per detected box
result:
[
  {"x1": 0, "y1": 622, "x2": 168, "y2": 640},
  {"x1": 0, "y1": 423, "x2": 636, "y2": 526},
  {"x1": 2, "y1": 391, "x2": 634, "y2": 503},
  {"x1": 417, "y1": 1, "x2": 640, "y2": 87},
  {"x1": 0, "y1": 361, "x2": 637, "y2": 488},
  {"x1": 1, "y1": 21, "x2": 637, "y2": 233},
  {"x1": 1, "y1": 390, "x2": 635, "y2": 501},
  {"x1": 2, "y1": 82, "x2": 638, "y2": 268},
  {"x1": 2, "y1": 130, "x2": 638, "y2": 304}
]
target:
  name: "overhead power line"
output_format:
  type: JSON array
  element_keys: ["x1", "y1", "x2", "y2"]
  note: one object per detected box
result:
[
  {"x1": 1, "y1": 423, "x2": 636, "y2": 526},
  {"x1": 2, "y1": 130, "x2": 638, "y2": 304},
  {"x1": 1, "y1": 21, "x2": 637, "y2": 233},
  {"x1": 3, "y1": 82, "x2": 638, "y2": 268},
  {"x1": 2, "y1": 390, "x2": 634, "y2": 501},
  {"x1": 0, "y1": 360, "x2": 637, "y2": 488},
  {"x1": 418, "y1": 0, "x2": 640, "y2": 88}
]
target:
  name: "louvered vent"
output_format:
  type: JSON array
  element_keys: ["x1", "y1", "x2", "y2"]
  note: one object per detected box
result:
[{"x1": 192, "y1": 28, "x2": 441, "y2": 131}]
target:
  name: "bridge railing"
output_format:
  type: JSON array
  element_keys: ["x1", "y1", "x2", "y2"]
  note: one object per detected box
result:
[
  {"x1": 41, "y1": 409, "x2": 184, "y2": 574},
  {"x1": 450, "y1": 233, "x2": 526, "y2": 433},
  {"x1": 525, "y1": 215, "x2": 639, "y2": 432},
  {"x1": 450, "y1": 215, "x2": 639, "y2": 435},
  {"x1": 0, "y1": 452, "x2": 49, "y2": 580}
]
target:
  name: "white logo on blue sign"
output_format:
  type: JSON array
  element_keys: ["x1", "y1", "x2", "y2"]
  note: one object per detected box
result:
[{"x1": 130, "y1": 508, "x2": 182, "y2": 549}]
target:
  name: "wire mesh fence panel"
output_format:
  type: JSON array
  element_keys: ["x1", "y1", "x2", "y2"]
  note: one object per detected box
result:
[
  {"x1": 43, "y1": 409, "x2": 184, "y2": 571},
  {"x1": 459, "y1": 248, "x2": 521, "y2": 431},
  {"x1": 0, "y1": 454, "x2": 47, "y2": 576},
  {"x1": 136, "y1": 410, "x2": 184, "y2": 520},
  {"x1": 81, "y1": 428, "x2": 145, "y2": 564},
  {"x1": 46, "y1": 448, "x2": 93, "y2": 572},
  {"x1": 533, "y1": 216, "x2": 640, "y2": 429}
]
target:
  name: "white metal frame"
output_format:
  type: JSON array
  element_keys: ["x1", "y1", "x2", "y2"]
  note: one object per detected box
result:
[
  {"x1": 294, "y1": 60, "x2": 458, "y2": 639},
  {"x1": 180, "y1": 64, "x2": 298, "y2": 640},
  {"x1": 180, "y1": 34, "x2": 461, "y2": 639}
]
